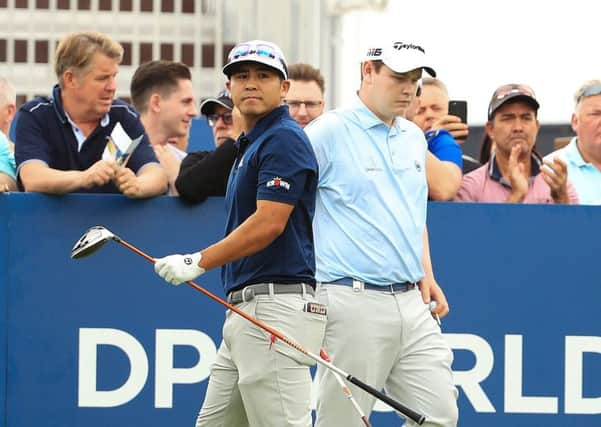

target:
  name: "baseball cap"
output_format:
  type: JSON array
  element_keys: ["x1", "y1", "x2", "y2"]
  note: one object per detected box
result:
[
  {"x1": 223, "y1": 40, "x2": 288, "y2": 80},
  {"x1": 362, "y1": 40, "x2": 436, "y2": 77},
  {"x1": 488, "y1": 83, "x2": 539, "y2": 120},
  {"x1": 199, "y1": 89, "x2": 233, "y2": 116}
]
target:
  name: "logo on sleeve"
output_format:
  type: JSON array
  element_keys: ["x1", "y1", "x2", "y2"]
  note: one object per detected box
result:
[{"x1": 266, "y1": 177, "x2": 290, "y2": 190}]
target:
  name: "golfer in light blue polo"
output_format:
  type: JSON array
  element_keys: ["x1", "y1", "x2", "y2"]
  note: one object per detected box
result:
[{"x1": 305, "y1": 37, "x2": 458, "y2": 427}]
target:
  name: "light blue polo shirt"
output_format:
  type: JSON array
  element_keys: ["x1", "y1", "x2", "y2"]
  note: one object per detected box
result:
[
  {"x1": 545, "y1": 138, "x2": 601, "y2": 205},
  {"x1": 305, "y1": 95, "x2": 428, "y2": 284},
  {"x1": 0, "y1": 131, "x2": 16, "y2": 180}
]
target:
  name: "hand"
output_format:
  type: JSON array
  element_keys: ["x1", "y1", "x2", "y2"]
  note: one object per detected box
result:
[
  {"x1": 419, "y1": 275, "x2": 450, "y2": 318},
  {"x1": 113, "y1": 165, "x2": 143, "y2": 198},
  {"x1": 82, "y1": 160, "x2": 117, "y2": 188},
  {"x1": 153, "y1": 144, "x2": 181, "y2": 189},
  {"x1": 154, "y1": 252, "x2": 205, "y2": 285},
  {"x1": 431, "y1": 115, "x2": 469, "y2": 142},
  {"x1": 506, "y1": 145, "x2": 529, "y2": 203},
  {"x1": 541, "y1": 157, "x2": 569, "y2": 204},
  {"x1": 230, "y1": 106, "x2": 246, "y2": 140}
]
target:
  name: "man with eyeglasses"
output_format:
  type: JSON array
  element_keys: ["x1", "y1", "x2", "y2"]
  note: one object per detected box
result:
[
  {"x1": 153, "y1": 40, "x2": 325, "y2": 427},
  {"x1": 305, "y1": 38, "x2": 458, "y2": 427},
  {"x1": 175, "y1": 90, "x2": 242, "y2": 203},
  {"x1": 285, "y1": 63, "x2": 325, "y2": 128},
  {"x1": 544, "y1": 80, "x2": 601, "y2": 205},
  {"x1": 456, "y1": 83, "x2": 578, "y2": 204}
]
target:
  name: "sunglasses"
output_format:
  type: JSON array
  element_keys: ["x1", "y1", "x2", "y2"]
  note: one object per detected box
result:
[
  {"x1": 493, "y1": 84, "x2": 536, "y2": 101},
  {"x1": 576, "y1": 83, "x2": 601, "y2": 103},
  {"x1": 207, "y1": 112, "x2": 233, "y2": 127},
  {"x1": 230, "y1": 43, "x2": 277, "y2": 61}
]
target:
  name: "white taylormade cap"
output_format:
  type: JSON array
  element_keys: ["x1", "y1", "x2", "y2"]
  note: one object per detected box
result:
[{"x1": 362, "y1": 40, "x2": 436, "y2": 77}]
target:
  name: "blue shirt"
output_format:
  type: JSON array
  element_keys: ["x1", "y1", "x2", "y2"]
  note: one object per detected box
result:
[
  {"x1": 222, "y1": 106, "x2": 318, "y2": 294},
  {"x1": 545, "y1": 138, "x2": 601, "y2": 205},
  {"x1": 425, "y1": 128, "x2": 463, "y2": 168},
  {"x1": 0, "y1": 132, "x2": 16, "y2": 180},
  {"x1": 14, "y1": 84, "x2": 158, "y2": 193},
  {"x1": 304, "y1": 95, "x2": 427, "y2": 284}
]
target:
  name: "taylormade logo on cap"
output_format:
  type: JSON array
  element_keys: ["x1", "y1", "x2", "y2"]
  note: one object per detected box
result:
[
  {"x1": 362, "y1": 39, "x2": 436, "y2": 77},
  {"x1": 393, "y1": 42, "x2": 425, "y2": 54}
]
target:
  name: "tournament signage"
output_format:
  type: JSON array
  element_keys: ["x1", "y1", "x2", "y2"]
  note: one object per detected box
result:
[{"x1": 0, "y1": 194, "x2": 599, "y2": 426}]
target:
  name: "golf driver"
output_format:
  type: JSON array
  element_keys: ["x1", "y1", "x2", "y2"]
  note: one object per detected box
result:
[{"x1": 71, "y1": 226, "x2": 426, "y2": 425}]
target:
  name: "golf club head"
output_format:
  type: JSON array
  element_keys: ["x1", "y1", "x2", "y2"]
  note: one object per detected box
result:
[{"x1": 71, "y1": 226, "x2": 117, "y2": 259}]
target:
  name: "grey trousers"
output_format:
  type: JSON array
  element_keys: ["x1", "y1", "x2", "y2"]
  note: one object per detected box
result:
[
  {"x1": 314, "y1": 284, "x2": 458, "y2": 427},
  {"x1": 196, "y1": 290, "x2": 326, "y2": 427}
]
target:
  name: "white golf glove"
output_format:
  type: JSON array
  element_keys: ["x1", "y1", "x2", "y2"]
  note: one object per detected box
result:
[{"x1": 154, "y1": 252, "x2": 205, "y2": 285}]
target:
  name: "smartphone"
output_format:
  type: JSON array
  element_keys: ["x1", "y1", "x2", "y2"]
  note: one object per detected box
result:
[{"x1": 448, "y1": 100, "x2": 468, "y2": 124}]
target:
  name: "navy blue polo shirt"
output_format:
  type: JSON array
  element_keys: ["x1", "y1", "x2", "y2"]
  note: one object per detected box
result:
[
  {"x1": 222, "y1": 105, "x2": 318, "y2": 294},
  {"x1": 15, "y1": 84, "x2": 158, "y2": 193}
]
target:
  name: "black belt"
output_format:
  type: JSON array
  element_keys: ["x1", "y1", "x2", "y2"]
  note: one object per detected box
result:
[
  {"x1": 227, "y1": 283, "x2": 314, "y2": 305},
  {"x1": 328, "y1": 277, "x2": 416, "y2": 293}
]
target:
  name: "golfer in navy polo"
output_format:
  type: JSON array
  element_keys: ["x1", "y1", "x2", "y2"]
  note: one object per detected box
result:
[
  {"x1": 154, "y1": 40, "x2": 325, "y2": 427},
  {"x1": 15, "y1": 31, "x2": 167, "y2": 197}
]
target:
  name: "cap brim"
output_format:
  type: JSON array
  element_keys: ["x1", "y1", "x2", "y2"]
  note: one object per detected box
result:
[
  {"x1": 489, "y1": 94, "x2": 540, "y2": 120},
  {"x1": 200, "y1": 98, "x2": 233, "y2": 116},
  {"x1": 381, "y1": 58, "x2": 436, "y2": 78},
  {"x1": 222, "y1": 58, "x2": 287, "y2": 80}
]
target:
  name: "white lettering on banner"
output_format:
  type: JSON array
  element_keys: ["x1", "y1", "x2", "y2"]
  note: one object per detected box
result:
[
  {"x1": 565, "y1": 336, "x2": 601, "y2": 414},
  {"x1": 78, "y1": 328, "x2": 217, "y2": 408},
  {"x1": 445, "y1": 333, "x2": 496, "y2": 412},
  {"x1": 155, "y1": 329, "x2": 217, "y2": 408},
  {"x1": 504, "y1": 335, "x2": 558, "y2": 413},
  {"x1": 373, "y1": 334, "x2": 601, "y2": 415},
  {"x1": 78, "y1": 328, "x2": 149, "y2": 407}
]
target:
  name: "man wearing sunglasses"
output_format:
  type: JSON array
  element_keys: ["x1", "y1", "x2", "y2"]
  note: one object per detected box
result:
[
  {"x1": 175, "y1": 90, "x2": 241, "y2": 203},
  {"x1": 545, "y1": 80, "x2": 601, "y2": 205},
  {"x1": 154, "y1": 40, "x2": 324, "y2": 427},
  {"x1": 456, "y1": 84, "x2": 578, "y2": 204},
  {"x1": 305, "y1": 38, "x2": 458, "y2": 427}
]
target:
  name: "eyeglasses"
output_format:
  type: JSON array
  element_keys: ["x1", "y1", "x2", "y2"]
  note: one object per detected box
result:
[
  {"x1": 576, "y1": 83, "x2": 601, "y2": 104},
  {"x1": 207, "y1": 112, "x2": 233, "y2": 127},
  {"x1": 285, "y1": 100, "x2": 323, "y2": 112},
  {"x1": 493, "y1": 84, "x2": 536, "y2": 101}
]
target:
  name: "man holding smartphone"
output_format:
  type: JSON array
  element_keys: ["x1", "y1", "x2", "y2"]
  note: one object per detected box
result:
[{"x1": 407, "y1": 78, "x2": 466, "y2": 199}]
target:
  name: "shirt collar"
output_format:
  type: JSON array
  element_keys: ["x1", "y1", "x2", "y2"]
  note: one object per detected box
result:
[
  {"x1": 351, "y1": 93, "x2": 412, "y2": 135},
  {"x1": 235, "y1": 105, "x2": 290, "y2": 155},
  {"x1": 564, "y1": 137, "x2": 588, "y2": 167},
  {"x1": 52, "y1": 84, "x2": 110, "y2": 128},
  {"x1": 489, "y1": 150, "x2": 543, "y2": 187}
]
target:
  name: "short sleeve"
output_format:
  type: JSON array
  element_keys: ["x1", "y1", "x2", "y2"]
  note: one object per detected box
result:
[
  {"x1": 256, "y1": 129, "x2": 317, "y2": 205},
  {"x1": 14, "y1": 107, "x2": 50, "y2": 168},
  {"x1": 0, "y1": 132, "x2": 16, "y2": 179}
]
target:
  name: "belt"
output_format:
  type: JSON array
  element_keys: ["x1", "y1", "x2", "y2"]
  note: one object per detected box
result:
[
  {"x1": 227, "y1": 283, "x2": 314, "y2": 305},
  {"x1": 327, "y1": 277, "x2": 416, "y2": 293}
]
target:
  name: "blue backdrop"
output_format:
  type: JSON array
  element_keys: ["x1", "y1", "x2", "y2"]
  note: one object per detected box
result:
[{"x1": 0, "y1": 194, "x2": 599, "y2": 426}]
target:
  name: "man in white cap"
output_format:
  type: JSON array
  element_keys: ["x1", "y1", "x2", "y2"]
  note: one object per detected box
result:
[
  {"x1": 153, "y1": 40, "x2": 325, "y2": 427},
  {"x1": 305, "y1": 38, "x2": 458, "y2": 426}
]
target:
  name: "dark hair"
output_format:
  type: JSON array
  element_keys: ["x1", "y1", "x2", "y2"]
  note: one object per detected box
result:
[
  {"x1": 288, "y1": 63, "x2": 325, "y2": 94},
  {"x1": 130, "y1": 60, "x2": 192, "y2": 113},
  {"x1": 359, "y1": 60, "x2": 384, "y2": 82}
]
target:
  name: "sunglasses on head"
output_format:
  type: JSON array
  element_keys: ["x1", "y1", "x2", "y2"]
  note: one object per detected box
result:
[
  {"x1": 230, "y1": 43, "x2": 277, "y2": 61},
  {"x1": 576, "y1": 83, "x2": 601, "y2": 103}
]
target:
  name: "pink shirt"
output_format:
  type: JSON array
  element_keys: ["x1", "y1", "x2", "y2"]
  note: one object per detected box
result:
[{"x1": 455, "y1": 162, "x2": 579, "y2": 204}]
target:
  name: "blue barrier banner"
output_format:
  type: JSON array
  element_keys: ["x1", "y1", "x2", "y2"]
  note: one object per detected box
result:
[{"x1": 0, "y1": 194, "x2": 599, "y2": 426}]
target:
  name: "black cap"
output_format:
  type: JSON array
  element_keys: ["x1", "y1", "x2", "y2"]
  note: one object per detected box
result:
[
  {"x1": 200, "y1": 89, "x2": 233, "y2": 116},
  {"x1": 488, "y1": 83, "x2": 539, "y2": 120}
]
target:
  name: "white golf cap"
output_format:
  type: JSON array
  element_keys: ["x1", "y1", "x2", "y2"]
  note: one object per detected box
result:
[
  {"x1": 361, "y1": 39, "x2": 436, "y2": 77},
  {"x1": 223, "y1": 40, "x2": 288, "y2": 80}
]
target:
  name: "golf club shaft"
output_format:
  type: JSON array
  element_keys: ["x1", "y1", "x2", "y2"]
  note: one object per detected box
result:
[{"x1": 115, "y1": 238, "x2": 425, "y2": 425}]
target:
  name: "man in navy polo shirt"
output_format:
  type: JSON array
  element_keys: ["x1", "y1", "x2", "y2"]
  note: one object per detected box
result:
[
  {"x1": 15, "y1": 31, "x2": 167, "y2": 197},
  {"x1": 153, "y1": 40, "x2": 325, "y2": 427}
]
